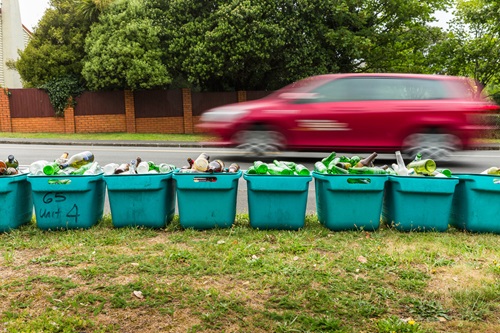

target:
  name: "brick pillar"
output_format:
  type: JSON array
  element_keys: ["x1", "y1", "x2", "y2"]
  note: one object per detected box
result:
[
  {"x1": 182, "y1": 88, "x2": 193, "y2": 134},
  {"x1": 237, "y1": 91, "x2": 247, "y2": 103},
  {"x1": 124, "y1": 90, "x2": 136, "y2": 133},
  {"x1": 64, "y1": 105, "x2": 76, "y2": 133},
  {"x1": 0, "y1": 89, "x2": 12, "y2": 132}
]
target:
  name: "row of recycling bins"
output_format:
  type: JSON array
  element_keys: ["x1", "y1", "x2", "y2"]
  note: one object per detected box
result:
[{"x1": 1, "y1": 171, "x2": 499, "y2": 233}]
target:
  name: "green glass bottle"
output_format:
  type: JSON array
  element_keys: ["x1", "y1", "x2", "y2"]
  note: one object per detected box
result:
[
  {"x1": 348, "y1": 167, "x2": 388, "y2": 175},
  {"x1": 407, "y1": 159, "x2": 436, "y2": 175},
  {"x1": 314, "y1": 162, "x2": 328, "y2": 174},
  {"x1": 434, "y1": 168, "x2": 452, "y2": 177},
  {"x1": 294, "y1": 164, "x2": 310, "y2": 176},
  {"x1": 71, "y1": 162, "x2": 94, "y2": 175},
  {"x1": 349, "y1": 156, "x2": 361, "y2": 167},
  {"x1": 268, "y1": 164, "x2": 292, "y2": 175},
  {"x1": 43, "y1": 162, "x2": 62, "y2": 175},
  {"x1": 246, "y1": 166, "x2": 258, "y2": 174},
  {"x1": 254, "y1": 161, "x2": 269, "y2": 174},
  {"x1": 6, "y1": 155, "x2": 19, "y2": 169},
  {"x1": 329, "y1": 165, "x2": 349, "y2": 175},
  {"x1": 321, "y1": 152, "x2": 337, "y2": 166}
]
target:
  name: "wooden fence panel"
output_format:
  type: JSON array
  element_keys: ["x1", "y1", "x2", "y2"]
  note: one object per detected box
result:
[
  {"x1": 191, "y1": 91, "x2": 238, "y2": 116},
  {"x1": 74, "y1": 91, "x2": 125, "y2": 116},
  {"x1": 9, "y1": 89, "x2": 54, "y2": 118},
  {"x1": 134, "y1": 89, "x2": 183, "y2": 118},
  {"x1": 246, "y1": 90, "x2": 272, "y2": 101}
]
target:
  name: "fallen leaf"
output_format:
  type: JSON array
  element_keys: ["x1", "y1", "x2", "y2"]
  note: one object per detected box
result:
[{"x1": 133, "y1": 291, "x2": 144, "y2": 299}]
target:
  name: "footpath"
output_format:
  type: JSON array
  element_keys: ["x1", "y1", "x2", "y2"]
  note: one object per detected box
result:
[{"x1": 1, "y1": 137, "x2": 499, "y2": 150}]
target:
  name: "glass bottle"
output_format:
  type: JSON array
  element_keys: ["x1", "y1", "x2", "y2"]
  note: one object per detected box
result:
[
  {"x1": 406, "y1": 159, "x2": 436, "y2": 175},
  {"x1": 114, "y1": 163, "x2": 130, "y2": 174},
  {"x1": 0, "y1": 161, "x2": 6, "y2": 175},
  {"x1": 294, "y1": 164, "x2": 310, "y2": 176},
  {"x1": 148, "y1": 161, "x2": 160, "y2": 172},
  {"x1": 137, "y1": 161, "x2": 150, "y2": 174},
  {"x1": 6, "y1": 155, "x2": 19, "y2": 169},
  {"x1": 71, "y1": 162, "x2": 96, "y2": 175},
  {"x1": 5, "y1": 167, "x2": 18, "y2": 175},
  {"x1": 394, "y1": 151, "x2": 409, "y2": 176},
  {"x1": 60, "y1": 151, "x2": 94, "y2": 169},
  {"x1": 55, "y1": 152, "x2": 69, "y2": 165},
  {"x1": 356, "y1": 152, "x2": 378, "y2": 167},
  {"x1": 481, "y1": 167, "x2": 500, "y2": 175},
  {"x1": 254, "y1": 161, "x2": 269, "y2": 174},
  {"x1": 208, "y1": 159, "x2": 225, "y2": 173},
  {"x1": 348, "y1": 167, "x2": 388, "y2": 175},
  {"x1": 267, "y1": 164, "x2": 288, "y2": 175},
  {"x1": 314, "y1": 161, "x2": 328, "y2": 174},
  {"x1": 84, "y1": 162, "x2": 101, "y2": 175},
  {"x1": 349, "y1": 156, "x2": 361, "y2": 167},
  {"x1": 43, "y1": 162, "x2": 62, "y2": 175},
  {"x1": 433, "y1": 168, "x2": 452, "y2": 177},
  {"x1": 158, "y1": 163, "x2": 174, "y2": 173},
  {"x1": 329, "y1": 165, "x2": 349, "y2": 175},
  {"x1": 227, "y1": 163, "x2": 240, "y2": 173},
  {"x1": 193, "y1": 153, "x2": 210, "y2": 172},
  {"x1": 246, "y1": 166, "x2": 258, "y2": 174},
  {"x1": 321, "y1": 152, "x2": 337, "y2": 166}
]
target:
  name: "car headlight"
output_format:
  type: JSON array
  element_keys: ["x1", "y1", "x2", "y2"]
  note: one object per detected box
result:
[{"x1": 200, "y1": 106, "x2": 249, "y2": 123}]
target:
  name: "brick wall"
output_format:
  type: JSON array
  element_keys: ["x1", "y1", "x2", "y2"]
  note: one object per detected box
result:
[{"x1": 0, "y1": 89, "x2": 264, "y2": 134}]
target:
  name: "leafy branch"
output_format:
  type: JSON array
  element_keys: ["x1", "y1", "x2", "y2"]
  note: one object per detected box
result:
[{"x1": 40, "y1": 75, "x2": 85, "y2": 117}]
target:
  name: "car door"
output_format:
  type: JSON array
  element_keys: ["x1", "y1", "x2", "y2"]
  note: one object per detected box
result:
[{"x1": 285, "y1": 77, "x2": 395, "y2": 149}]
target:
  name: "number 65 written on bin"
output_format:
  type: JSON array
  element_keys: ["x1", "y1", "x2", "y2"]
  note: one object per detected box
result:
[{"x1": 42, "y1": 192, "x2": 67, "y2": 204}]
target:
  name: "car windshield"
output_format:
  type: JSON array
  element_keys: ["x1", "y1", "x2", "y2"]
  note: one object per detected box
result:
[{"x1": 266, "y1": 76, "x2": 334, "y2": 99}]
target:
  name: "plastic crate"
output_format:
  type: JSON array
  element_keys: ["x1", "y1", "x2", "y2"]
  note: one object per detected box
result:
[
  {"x1": 382, "y1": 175, "x2": 458, "y2": 232},
  {"x1": 313, "y1": 172, "x2": 387, "y2": 231},
  {"x1": 173, "y1": 171, "x2": 241, "y2": 229},
  {"x1": 104, "y1": 173, "x2": 176, "y2": 228},
  {"x1": 451, "y1": 174, "x2": 500, "y2": 233},
  {"x1": 28, "y1": 174, "x2": 105, "y2": 230},
  {"x1": 243, "y1": 173, "x2": 312, "y2": 230},
  {"x1": 0, "y1": 174, "x2": 33, "y2": 232}
]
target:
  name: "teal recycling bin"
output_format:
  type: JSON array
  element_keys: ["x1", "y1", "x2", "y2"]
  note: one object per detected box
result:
[
  {"x1": 173, "y1": 171, "x2": 241, "y2": 230},
  {"x1": 28, "y1": 174, "x2": 105, "y2": 230},
  {"x1": 451, "y1": 174, "x2": 500, "y2": 233},
  {"x1": 0, "y1": 173, "x2": 33, "y2": 232},
  {"x1": 104, "y1": 173, "x2": 176, "y2": 228},
  {"x1": 244, "y1": 173, "x2": 312, "y2": 230},
  {"x1": 382, "y1": 175, "x2": 458, "y2": 232},
  {"x1": 313, "y1": 172, "x2": 387, "y2": 231}
]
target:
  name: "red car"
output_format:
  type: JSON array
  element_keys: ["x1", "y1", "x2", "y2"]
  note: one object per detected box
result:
[{"x1": 197, "y1": 73, "x2": 498, "y2": 159}]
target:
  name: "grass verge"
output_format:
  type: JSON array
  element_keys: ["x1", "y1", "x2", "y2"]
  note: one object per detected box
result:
[
  {"x1": 2, "y1": 215, "x2": 500, "y2": 332},
  {"x1": 0, "y1": 132, "x2": 214, "y2": 142}
]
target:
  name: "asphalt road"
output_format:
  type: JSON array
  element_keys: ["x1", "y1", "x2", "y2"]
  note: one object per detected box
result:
[{"x1": 2, "y1": 143, "x2": 500, "y2": 215}]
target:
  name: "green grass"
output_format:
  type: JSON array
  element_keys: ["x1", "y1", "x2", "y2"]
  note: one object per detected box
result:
[
  {"x1": 2, "y1": 216, "x2": 500, "y2": 332},
  {"x1": 0, "y1": 132, "x2": 213, "y2": 142}
]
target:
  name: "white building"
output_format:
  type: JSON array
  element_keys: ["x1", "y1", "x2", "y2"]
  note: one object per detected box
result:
[{"x1": 0, "y1": 0, "x2": 31, "y2": 88}]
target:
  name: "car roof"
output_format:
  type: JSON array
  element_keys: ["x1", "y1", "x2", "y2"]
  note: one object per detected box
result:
[{"x1": 310, "y1": 73, "x2": 464, "y2": 81}]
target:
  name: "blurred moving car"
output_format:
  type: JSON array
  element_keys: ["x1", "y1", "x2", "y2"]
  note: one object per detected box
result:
[{"x1": 197, "y1": 73, "x2": 499, "y2": 159}]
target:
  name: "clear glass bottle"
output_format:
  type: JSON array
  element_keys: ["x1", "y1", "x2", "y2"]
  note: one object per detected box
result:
[
  {"x1": 29, "y1": 160, "x2": 49, "y2": 175},
  {"x1": 314, "y1": 162, "x2": 328, "y2": 174},
  {"x1": 55, "y1": 152, "x2": 69, "y2": 165},
  {"x1": 60, "y1": 151, "x2": 94, "y2": 169},
  {"x1": 137, "y1": 161, "x2": 150, "y2": 174},
  {"x1": 227, "y1": 163, "x2": 240, "y2": 173},
  {"x1": 208, "y1": 159, "x2": 225, "y2": 173},
  {"x1": 103, "y1": 163, "x2": 119, "y2": 175},
  {"x1": 394, "y1": 151, "x2": 409, "y2": 176},
  {"x1": 193, "y1": 153, "x2": 210, "y2": 172}
]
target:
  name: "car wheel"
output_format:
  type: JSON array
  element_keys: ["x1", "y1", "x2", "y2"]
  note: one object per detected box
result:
[
  {"x1": 233, "y1": 128, "x2": 286, "y2": 156},
  {"x1": 403, "y1": 132, "x2": 461, "y2": 161}
]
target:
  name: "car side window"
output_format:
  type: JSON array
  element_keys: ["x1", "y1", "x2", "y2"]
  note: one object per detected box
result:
[{"x1": 294, "y1": 77, "x2": 450, "y2": 103}]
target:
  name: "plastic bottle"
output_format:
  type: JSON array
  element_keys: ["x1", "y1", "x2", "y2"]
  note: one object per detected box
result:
[
  {"x1": 29, "y1": 160, "x2": 49, "y2": 175},
  {"x1": 60, "y1": 151, "x2": 94, "y2": 169}
]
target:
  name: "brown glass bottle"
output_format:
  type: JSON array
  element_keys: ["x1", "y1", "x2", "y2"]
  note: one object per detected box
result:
[
  {"x1": 227, "y1": 163, "x2": 240, "y2": 173},
  {"x1": 356, "y1": 152, "x2": 378, "y2": 167},
  {"x1": 0, "y1": 161, "x2": 6, "y2": 175},
  {"x1": 114, "y1": 163, "x2": 130, "y2": 174}
]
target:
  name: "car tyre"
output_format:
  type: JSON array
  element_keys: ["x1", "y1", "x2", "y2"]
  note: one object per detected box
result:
[
  {"x1": 233, "y1": 128, "x2": 286, "y2": 156},
  {"x1": 403, "y1": 132, "x2": 461, "y2": 161}
]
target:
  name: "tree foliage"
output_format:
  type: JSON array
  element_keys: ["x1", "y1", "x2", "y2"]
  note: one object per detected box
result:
[
  {"x1": 15, "y1": 0, "x2": 92, "y2": 88},
  {"x1": 82, "y1": 0, "x2": 171, "y2": 90}
]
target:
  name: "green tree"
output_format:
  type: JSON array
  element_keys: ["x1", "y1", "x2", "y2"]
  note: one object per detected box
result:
[
  {"x1": 428, "y1": 0, "x2": 500, "y2": 91},
  {"x1": 15, "y1": 0, "x2": 93, "y2": 87},
  {"x1": 82, "y1": 0, "x2": 170, "y2": 90}
]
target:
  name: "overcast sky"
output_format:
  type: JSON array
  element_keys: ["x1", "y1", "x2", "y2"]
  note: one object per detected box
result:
[{"x1": 18, "y1": 0, "x2": 454, "y2": 31}]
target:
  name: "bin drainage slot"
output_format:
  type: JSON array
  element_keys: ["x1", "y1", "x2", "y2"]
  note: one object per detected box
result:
[
  {"x1": 48, "y1": 179, "x2": 72, "y2": 185},
  {"x1": 494, "y1": 179, "x2": 500, "y2": 184},
  {"x1": 347, "y1": 178, "x2": 371, "y2": 184},
  {"x1": 194, "y1": 177, "x2": 217, "y2": 183}
]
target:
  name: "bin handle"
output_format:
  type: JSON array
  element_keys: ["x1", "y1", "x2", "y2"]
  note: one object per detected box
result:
[
  {"x1": 346, "y1": 178, "x2": 371, "y2": 185},
  {"x1": 193, "y1": 177, "x2": 217, "y2": 183},
  {"x1": 48, "y1": 179, "x2": 72, "y2": 185},
  {"x1": 494, "y1": 178, "x2": 500, "y2": 185}
]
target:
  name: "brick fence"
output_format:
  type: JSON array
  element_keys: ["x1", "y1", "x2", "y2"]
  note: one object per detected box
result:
[{"x1": 0, "y1": 88, "x2": 271, "y2": 134}]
